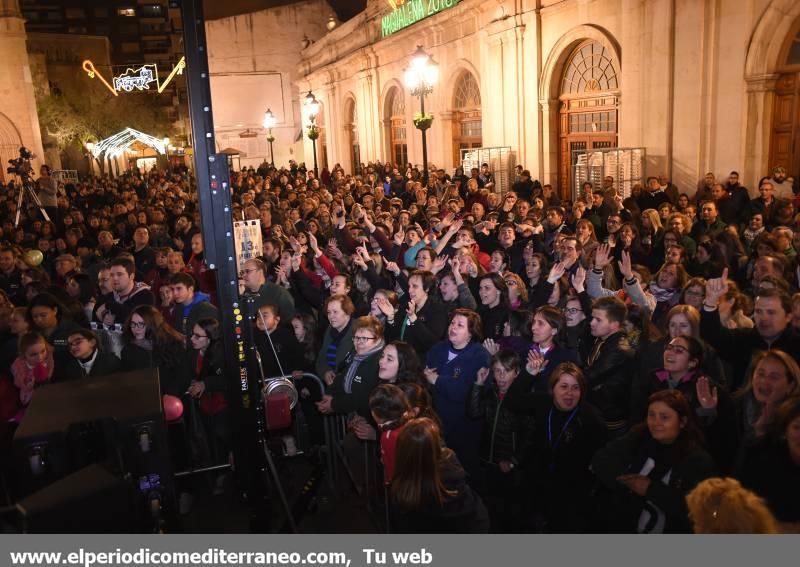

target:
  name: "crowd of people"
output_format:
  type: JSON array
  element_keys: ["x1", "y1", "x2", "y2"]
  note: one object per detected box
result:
[{"x1": 0, "y1": 158, "x2": 799, "y2": 534}]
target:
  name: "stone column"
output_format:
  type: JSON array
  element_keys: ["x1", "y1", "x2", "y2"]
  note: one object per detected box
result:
[{"x1": 742, "y1": 74, "x2": 779, "y2": 196}]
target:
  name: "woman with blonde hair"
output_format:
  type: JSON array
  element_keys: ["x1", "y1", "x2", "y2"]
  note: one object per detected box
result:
[
  {"x1": 502, "y1": 272, "x2": 528, "y2": 309},
  {"x1": 687, "y1": 477, "x2": 779, "y2": 534}
]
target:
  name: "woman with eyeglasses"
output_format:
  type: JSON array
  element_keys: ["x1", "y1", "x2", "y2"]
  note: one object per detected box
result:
[
  {"x1": 630, "y1": 335, "x2": 737, "y2": 472},
  {"x1": 679, "y1": 277, "x2": 707, "y2": 311},
  {"x1": 316, "y1": 315, "x2": 384, "y2": 418},
  {"x1": 592, "y1": 390, "x2": 714, "y2": 533},
  {"x1": 186, "y1": 317, "x2": 231, "y2": 475},
  {"x1": 57, "y1": 328, "x2": 121, "y2": 382},
  {"x1": 121, "y1": 305, "x2": 189, "y2": 397}
]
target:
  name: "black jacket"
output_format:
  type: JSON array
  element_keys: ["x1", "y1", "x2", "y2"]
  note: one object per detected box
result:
[
  {"x1": 630, "y1": 369, "x2": 738, "y2": 472},
  {"x1": 467, "y1": 382, "x2": 533, "y2": 465},
  {"x1": 186, "y1": 341, "x2": 228, "y2": 395},
  {"x1": 592, "y1": 429, "x2": 715, "y2": 533},
  {"x1": 385, "y1": 297, "x2": 448, "y2": 359},
  {"x1": 391, "y1": 450, "x2": 490, "y2": 533},
  {"x1": 584, "y1": 331, "x2": 634, "y2": 427},
  {"x1": 120, "y1": 340, "x2": 190, "y2": 397},
  {"x1": 329, "y1": 349, "x2": 381, "y2": 417},
  {"x1": 700, "y1": 307, "x2": 800, "y2": 390},
  {"x1": 55, "y1": 349, "x2": 122, "y2": 382},
  {"x1": 254, "y1": 325, "x2": 307, "y2": 377},
  {"x1": 503, "y1": 389, "x2": 608, "y2": 533},
  {"x1": 736, "y1": 435, "x2": 800, "y2": 523}
]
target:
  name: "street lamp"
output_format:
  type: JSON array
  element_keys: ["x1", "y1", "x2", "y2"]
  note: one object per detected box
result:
[
  {"x1": 304, "y1": 91, "x2": 321, "y2": 178},
  {"x1": 84, "y1": 141, "x2": 95, "y2": 176},
  {"x1": 263, "y1": 108, "x2": 276, "y2": 168},
  {"x1": 403, "y1": 45, "x2": 438, "y2": 187}
]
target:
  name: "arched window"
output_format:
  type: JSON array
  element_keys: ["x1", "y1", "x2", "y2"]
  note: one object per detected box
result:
[
  {"x1": 558, "y1": 40, "x2": 620, "y2": 200},
  {"x1": 452, "y1": 71, "x2": 482, "y2": 166},
  {"x1": 386, "y1": 87, "x2": 407, "y2": 167}
]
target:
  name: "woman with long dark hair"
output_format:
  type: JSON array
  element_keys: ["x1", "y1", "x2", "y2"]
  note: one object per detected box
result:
[
  {"x1": 391, "y1": 418, "x2": 489, "y2": 533},
  {"x1": 121, "y1": 305, "x2": 189, "y2": 397},
  {"x1": 592, "y1": 390, "x2": 714, "y2": 533}
]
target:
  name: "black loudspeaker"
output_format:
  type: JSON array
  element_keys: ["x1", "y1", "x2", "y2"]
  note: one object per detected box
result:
[
  {"x1": 16, "y1": 464, "x2": 136, "y2": 533},
  {"x1": 12, "y1": 369, "x2": 176, "y2": 531}
]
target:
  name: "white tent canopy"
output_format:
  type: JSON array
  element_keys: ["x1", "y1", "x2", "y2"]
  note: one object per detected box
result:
[{"x1": 90, "y1": 128, "x2": 167, "y2": 159}]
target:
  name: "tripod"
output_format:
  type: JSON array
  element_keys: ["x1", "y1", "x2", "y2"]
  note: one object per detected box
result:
[{"x1": 12, "y1": 173, "x2": 51, "y2": 228}]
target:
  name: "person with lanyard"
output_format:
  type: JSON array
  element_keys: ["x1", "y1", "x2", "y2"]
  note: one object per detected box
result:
[
  {"x1": 424, "y1": 308, "x2": 491, "y2": 481},
  {"x1": 384, "y1": 269, "x2": 447, "y2": 359},
  {"x1": 503, "y1": 362, "x2": 607, "y2": 532}
]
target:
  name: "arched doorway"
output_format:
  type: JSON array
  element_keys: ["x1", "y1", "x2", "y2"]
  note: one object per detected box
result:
[
  {"x1": 384, "y1": 87, "x2": 407, "y2": 167},
  {"x1": 0, "y1": 112, "x2": 23, "y2": 184},
  {"x1": 452, "y1": 71, "x2": 482, "y2": 166},
  {"x1": 345, "y1": 98, "x2": 360, "y2": 175},
  {"x1": 557, "y1": 40, "x2": 619, "y2": 200},
  {"x1": 769, "y1": 22, "x2": 800, "y2": 176}
]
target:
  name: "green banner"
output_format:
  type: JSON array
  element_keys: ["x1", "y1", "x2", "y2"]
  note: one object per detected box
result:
[{"x1": 381, "y1": 0, "x2": 461, "y2": 38}]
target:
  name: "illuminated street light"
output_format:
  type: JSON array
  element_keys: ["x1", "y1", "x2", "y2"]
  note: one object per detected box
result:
[
  {"x1": 263, "y1": 108, "x2": 276, "y2": 168},
  {"x1": 403, "y1": 45, "x2": 438, "y2": 186},
  {"x1": 304, "y1": 92, "x2": 320, "y2": 178}
]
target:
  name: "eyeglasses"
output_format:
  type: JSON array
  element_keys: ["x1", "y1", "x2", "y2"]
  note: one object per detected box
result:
[
  {"x1": 130, "y1": 321, "x2": 146, "y2": 329},
  {"x1": 664, "y1": 343, "x2": 689, "y2": 354},
  {"x1": 191, "y1": 332, "x2": 208, "y2": 339},
  {"x1": 239, "y1": 267, "x2": 260, "y2": 276},
  {"x1": 565, "y1": 308, "x2": 581, "y2": 315},
  {"x1": 353, "y1": 335, "x2": 376, "y2": 343},
  {"x1": 685, "y1": 289, "x2": 705, "y2": 297},
  {"x1": 504, "y1": 280, "x2": 517, "y2": 287}
]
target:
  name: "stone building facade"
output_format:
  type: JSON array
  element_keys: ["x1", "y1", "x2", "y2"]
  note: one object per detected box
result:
[
  {"x1": 0, "y1": 0, "x2": 45, "y2": 184},
  {"x1": 206, "y1": 0, "x2": 334, "y2": 169},
  {"x1": 288, "y1": 0, "x2": 800, "y2": 198}
]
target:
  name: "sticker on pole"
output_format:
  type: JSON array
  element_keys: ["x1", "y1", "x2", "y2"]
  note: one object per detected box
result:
[{"x1": 233, "y1": 220, "x2": 263, "y2": 275}]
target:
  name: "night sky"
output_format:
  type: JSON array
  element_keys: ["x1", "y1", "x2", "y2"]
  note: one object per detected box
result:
[{"x1": 204, "y1": 0, "x2": 367, "y2": 22}]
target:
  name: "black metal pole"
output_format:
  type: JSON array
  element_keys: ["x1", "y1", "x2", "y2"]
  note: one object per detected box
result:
[
  {"x1": 311, "y1": 135, "x2": 318, "y2": 178},
  {"x1": 180, "y1": 0, "x2": 269, "y2": 532},
  {"x1": 420, "y1": 92, "x2": 428, "y2": 187},
  {"x1": 268, "y1": 131, "x2": 274, "y2": 168}
]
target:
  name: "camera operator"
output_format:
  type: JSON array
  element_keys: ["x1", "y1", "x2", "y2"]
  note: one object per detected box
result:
[{"x1": 37, "y1": 164, "x2": 59, "y2": 226}]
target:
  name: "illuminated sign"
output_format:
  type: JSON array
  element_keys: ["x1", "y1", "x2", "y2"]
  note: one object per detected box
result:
[
  {"x1": 114, "y1": 64, "x2": 157, "y2": 92},
  {"x1": 81, "y1": 57, "x2": 186, "y2": 97},
  {"x1": 381, "y1": 0, "x2": 460, "y2": 38}
]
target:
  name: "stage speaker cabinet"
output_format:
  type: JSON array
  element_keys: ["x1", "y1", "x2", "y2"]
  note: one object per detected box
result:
[
  {"x1": 16, "y1": 464, "x2": 136, "y2": 533},
  {"x1": 12, "y1": 369, "x2": 176, "y2": 530}
]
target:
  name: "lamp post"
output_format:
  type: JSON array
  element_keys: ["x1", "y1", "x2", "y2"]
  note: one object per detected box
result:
[
  {"x1": 304, "y1": 91, "x2": 320, "y2": 178},
  {"x1": 85, "y1": 141, "x2": 95, "y2": 176},
  {"x1": 263, "y1": 108, "x2": 276, "y2": 168},
  {"x1": 404, "y1": 45, "x2": 438, "y2": 187}
]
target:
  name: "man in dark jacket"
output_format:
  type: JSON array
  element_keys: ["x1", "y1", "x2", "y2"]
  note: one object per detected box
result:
[
  {"x1": 0, "y1": 247, "x2": 25, "y2": 305},
  {"x1": 637, "y1": 177, "x2": 671, "y2": 212},
  {"x1": 511, "y1": 170, "x2": 535, "y2": 201},
  {"x1": 94, "y1": 257, "x2": 155, "y2": 325},
  {"x1": 584, "y1": 296, "x2": 634, "y2": 435},
  {"x1": 702, "y1": 276, "x2": 800, "y2": 390},
  {"x1": 169, "y1": 272, "x2": 218, "y2": 337}
]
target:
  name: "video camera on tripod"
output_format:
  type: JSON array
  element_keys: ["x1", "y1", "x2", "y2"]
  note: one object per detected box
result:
[
  {"x1": 6, "y1": 146, "x2": 35, "y2": 178},
  {"x1": 6, "y1": 146, "x2": 52, "y2": 228}
]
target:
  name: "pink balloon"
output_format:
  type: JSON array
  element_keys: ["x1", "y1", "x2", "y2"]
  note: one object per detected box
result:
[{"x1": 162, "y1": 395, "x2": 184, "y2": 422}]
